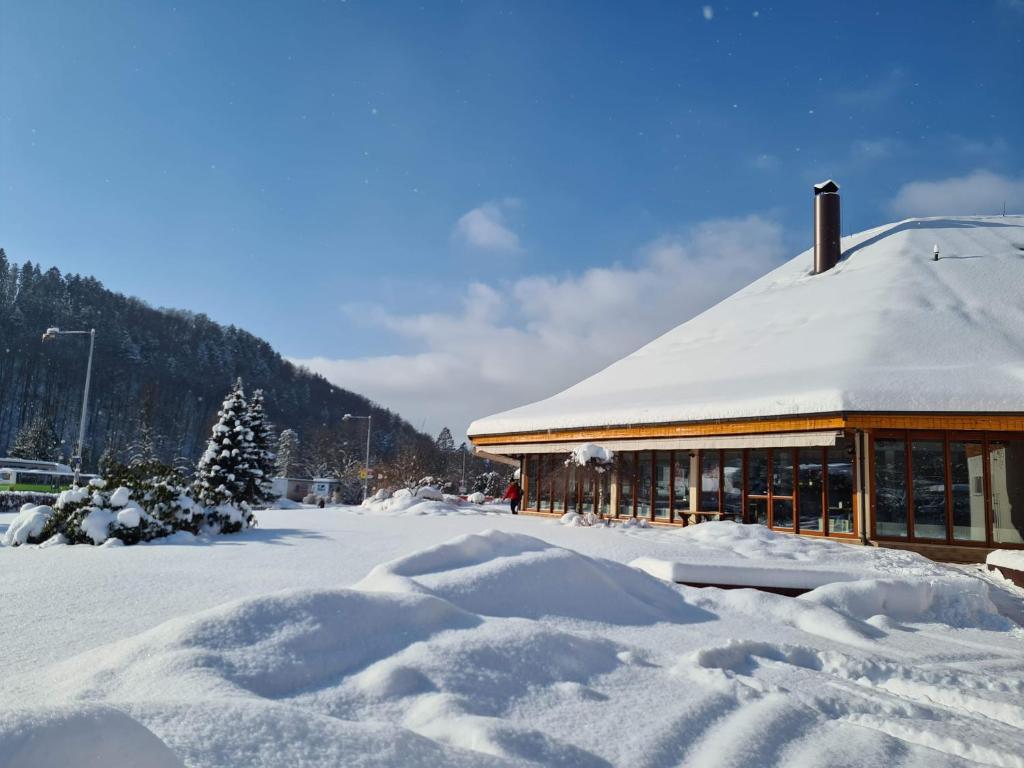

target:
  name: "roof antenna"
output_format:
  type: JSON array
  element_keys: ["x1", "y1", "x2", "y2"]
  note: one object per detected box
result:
[{"x1": 1003, "y1": 200, "x2": 1007, "y2": 217}]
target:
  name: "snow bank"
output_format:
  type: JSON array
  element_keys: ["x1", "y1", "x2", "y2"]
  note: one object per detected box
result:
[
  {"x1": 357, "y1": 529, "x2": 709, "y2": 625},
  {"x1": 4, "y1": 515, "x2": 1024, "y2": 768},
  {"x1": 0, "y1": 704, "x2": 185, "y2": 768},
  {"x1": 802, "y1": 576, "x2": 1007, "y2": 628},
  {"x1": 360, "y1": 488, "x2": 498, "y2": 517},
  {"x1": 987, "y1": 550, "x2": 1024, "y2": 572},
  {"x1": 1, "y1": 504, "x2": 53, "y2": 546}
]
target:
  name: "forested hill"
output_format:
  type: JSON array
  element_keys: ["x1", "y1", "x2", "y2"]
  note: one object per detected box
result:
[{"x1": 0, "y1": 249, "x2": 434, "y2": 470}]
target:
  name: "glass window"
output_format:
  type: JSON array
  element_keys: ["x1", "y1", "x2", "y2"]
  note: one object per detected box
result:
[
  {"x1": 566, "y1": 464, "x2": 577, "y2": 513},
  {"x1": 539, "y1": 456, "x2": 552, "y2": 511},
  {"x1": 636, "y1": 453, "x2": 653, "y2": 518},
  {"x1": 989, "y1": 440, "x2": 1024, "y2": 545},
  {"x1": 526, "y1": 456, "x2": 539, "y2": 510},
  {"x1": 580, "y1": 473, "x2": 594, "y2": 514},
  {"x1": 700, "y1": 451, "x2": 720, "y2": 511},
  {"x1": 773, "y1": 498, "x2": 794, "y2": 529},
  {"x1": 721, "y1": 451, "x2": 743, "y2": 517},
  {"x1": 798, "y1": 448, "x2": 824, "y2": 532},
  {"x1": 875, "y1": 438, "x2": 908, "y2": 537},
  {"x1": 619, "y1": 453, "x2": 634, "y2": 518},
  {"x1": 654, "y1": 453, "x2": 671, "y2": 519},
  {"x1": 911, "y1": 440, "x2": 947, "y2": 540},
  {"x1": 950, "y1": 441, "x2": 985, "y2": 542},
  {"x1": 827, "y1": 443, "x2": 855, "y2": 534},
  {"x1": 672, "y1": 452, "x2": 690, "y2": 517},
  {"x1": 550, "y1": 459, "x2": 566, "y2": 513},
  {"x1": 748, "y1": 497, "x2": 768, "y2": 526},
  {"x1": 747, "y1": 449, "x2": 769, "y2": 496},
  {"x1": 772, "y1": 449, "x2": 794, "y2": 497},
  {"x1": 598, "y1": 470, "x2": 611, "y2": 516}
]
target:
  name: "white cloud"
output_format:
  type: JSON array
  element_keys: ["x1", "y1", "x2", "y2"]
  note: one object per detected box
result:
[
  {"x1": 702, "y1": 5, "x2": 714, "y2": 20},
  {"x1": 293, "y1": 215, "x2": 786, "y2": 438},
  {"x1": 852, "y1": 138, "x2": 902, "y2": 160},
  {"x1": 887, "y1": 170, "x2": 1024, "y2": 217},
  {"x1": 453, "y1": 199, "x2": 521, "y2": 252}
]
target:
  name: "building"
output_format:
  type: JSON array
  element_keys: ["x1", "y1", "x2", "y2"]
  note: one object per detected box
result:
[
  {"x1": 272, "y1": 477, "x2": 314, "y2": 502},
  {"x1": 468, "y1": 184, "x2": 1024, "y2": 561}
]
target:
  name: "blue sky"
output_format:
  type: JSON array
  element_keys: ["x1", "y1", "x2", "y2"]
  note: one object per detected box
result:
[{"x1": 2, "y1": 0, "x2": 1022, "y2": 434}]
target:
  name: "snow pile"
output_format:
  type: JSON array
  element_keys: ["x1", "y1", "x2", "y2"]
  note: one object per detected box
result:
[
  {"x1": 1, "y1": 504, "x2": 54, "y2": 546},
  {"x1": 357, "y1": 530, "x2": 704, "y2": 624},
  {"x1": 466, "y1": 491, "x2": 486, "y2": 504},
  {"x1": 802, "y1": 575, "x2": 1006, "y2": 628},
  {"x1": 0, "y1": 705, "x2": 185, "y2": 768},
  {"x1": 2, "y1": 512, "x2": 1023, "y2": 767},
  {"x1": 560, "y1": 511, "x2": 603, "y2": 527},
  {"x1": 988, "y1": 549, "x2": 1024, "y2": 572},
  {"x1": 360, "y1": 488, "x2": 501, "y2": 517}
]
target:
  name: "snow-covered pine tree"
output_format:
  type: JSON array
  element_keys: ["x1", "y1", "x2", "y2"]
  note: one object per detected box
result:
[
  {"x1": 9, "y1": 415, "x2": 63, "y2": 461},
  {"x1": 193, "y1": 379, "x2": 254, "y2": 532},
  {"x1": 245, "y1": 388, "x2": 276, "y2": 506},
  {"x1": 275, "y1": 428, "x2": 300, "y2": 477}
]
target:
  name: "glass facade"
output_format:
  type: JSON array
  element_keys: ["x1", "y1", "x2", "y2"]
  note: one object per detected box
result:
[
  {"x1": 950, "y1": 441, "x2": 985, "y2": 541},
  {"x1": 874, "y1": 438, "x2": 908, "y2": 537},
  {"x1": 538, "y1": 455, "x2": 552, "y2": 512},
  {"x1": 990, "y1": 440, "x2": 1024, "y2": 545},
  {"x1": 619, "y1": 452, "x2": 634, "y2": 518},
  {"x1": 748, "y1": 450, "x2": 769, "y2": 496},
  {"x1": 827, "y1": 444, "x2": 855, "y2": 534},
  {"x1": 798, "y1": 448, "x2": 824, "y2": 532},
  {"x1": 700, "y1": 451, "x2": 720, "y2": 511},
  {"x1": 723, "y1": 451, "x2": 743, "y2": 517},
  {"x1": 654, "y1": 454, "x2": 671, "y2": 519},
  {"x1": 673, "y1": 453, "x2": 690, "y2": 515},
  {"x1": 512, "y1": 431, "x2": 1023, "y2": 550},
  {"x1": 911, "y1": 440, "x2": 947, "y2": 539},
  {"x1": 636, "y1": 453, "x2": 653, "y2": 518}
]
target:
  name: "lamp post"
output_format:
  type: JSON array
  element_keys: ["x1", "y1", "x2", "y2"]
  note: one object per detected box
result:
[
  {"x1": 342, "y1": 413, "x2": 372, "y2": 501},
  {"x1": 42, "y1": 327, "x2": 96, "y2": 486}
]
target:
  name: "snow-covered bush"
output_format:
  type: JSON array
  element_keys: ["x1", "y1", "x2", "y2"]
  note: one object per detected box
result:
[
  {"x1": 0, "y1": 490, "x2": 57, "y2": 514},
  {"x1": 2, "y1": 503, "x2": 56, "y2": 546},
  {"x1": 416, "y1": 485, "x2": 444, "y2": 501},
  {"x1": 567, "y1": 443, "x2": 614, "y2": 470},
  {"x1": 3, "y1": 459, "x2": 257, "y2": 547},
  {"x1": 33, "y1": 481, "x2": 163, "y2": 546}
]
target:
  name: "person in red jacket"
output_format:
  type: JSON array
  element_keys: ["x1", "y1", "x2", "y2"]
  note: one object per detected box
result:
[{"x1": 503, "y1": 479, "x2": 522, "y2": 515}]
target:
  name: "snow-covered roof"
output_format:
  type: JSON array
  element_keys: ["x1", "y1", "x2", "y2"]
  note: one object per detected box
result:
[{"x1": 469, "y1": 215, "x2": 1024, "y2": 437}]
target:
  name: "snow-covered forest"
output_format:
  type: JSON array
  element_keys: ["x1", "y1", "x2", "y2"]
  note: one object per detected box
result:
[{"x1": 0, "y1": 251, "x2": 486, "y2": 483}]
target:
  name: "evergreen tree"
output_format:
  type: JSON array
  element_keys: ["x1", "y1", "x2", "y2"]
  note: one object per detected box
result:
[
  {"x1": 275, "y1": 429, "x2": 300, "y2": 477},
  {"x1": 434, "y1": 426, "x2": 456, "y2": 480},
  {"x1": 193, "y1": 379, "x2": 254, "y2": 531},
  {"x1": 245, "y1": 388, "x2": 276, "y2": 506},
  {"x1": 9, "y1": 415, "x2": 63, "y2": 461}
]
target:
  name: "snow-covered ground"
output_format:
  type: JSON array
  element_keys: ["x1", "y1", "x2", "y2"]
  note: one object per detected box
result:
[{"x1": 2, "y1": 502, "x2": 1023, "y2": 767}]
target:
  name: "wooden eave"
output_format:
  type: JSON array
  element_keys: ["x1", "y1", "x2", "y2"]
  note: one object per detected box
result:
[{"x1": 469, "y1": 411, "x2": 1024, "y2": 448}]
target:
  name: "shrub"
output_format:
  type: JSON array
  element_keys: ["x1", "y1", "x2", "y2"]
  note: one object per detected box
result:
[{"x1": 0, "y1": 491, "x2": 57, "y2": 514}]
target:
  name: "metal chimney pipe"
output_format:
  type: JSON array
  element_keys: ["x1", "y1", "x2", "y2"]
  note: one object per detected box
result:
[{"x1": 813, "y1": 180, "x2": 841, "y2": 274}]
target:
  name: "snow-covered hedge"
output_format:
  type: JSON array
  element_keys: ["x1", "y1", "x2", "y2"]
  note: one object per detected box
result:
[
  {"x1": 2, "y1": 462, "x2": 254, "y2": 547},
  {"x1": 0, "y1": 490, "x2": 58, "y2": 514}
]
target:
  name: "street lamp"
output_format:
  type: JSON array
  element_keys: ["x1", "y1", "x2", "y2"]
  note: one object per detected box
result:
[
  {"x1": 42, "y1": 327, "x2": 96, "y2": 486},
  {"x1": 342, "y1": 413, "x2": 372, "y2": 501}
]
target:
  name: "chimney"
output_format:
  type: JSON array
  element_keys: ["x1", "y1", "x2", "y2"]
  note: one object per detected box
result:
[{"x1": 813, "y1": 180, "x2": 841, "y2": 274}]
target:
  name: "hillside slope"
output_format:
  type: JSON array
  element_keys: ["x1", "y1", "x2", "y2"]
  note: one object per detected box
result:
[{"x1": 0, "y1": 250, "x2": 433, "y2": 469}]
